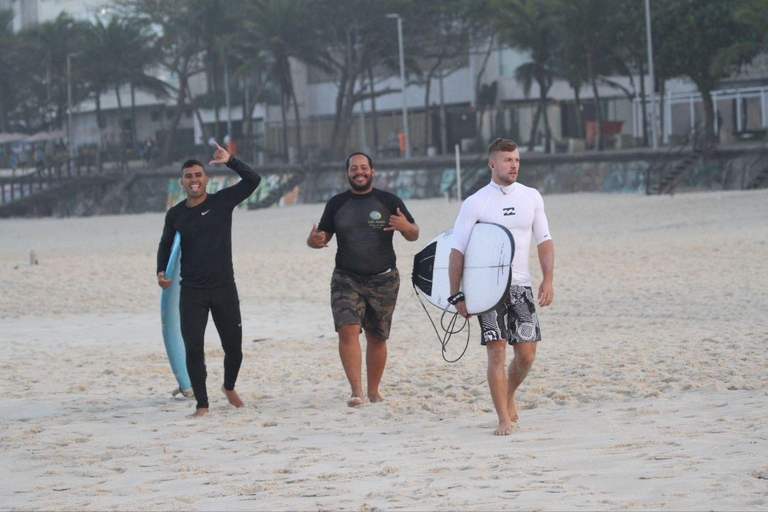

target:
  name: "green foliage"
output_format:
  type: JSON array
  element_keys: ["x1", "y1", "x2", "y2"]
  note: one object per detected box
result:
[{"x1": 653, "y1": 0, "x2": 755, "y2": 87}]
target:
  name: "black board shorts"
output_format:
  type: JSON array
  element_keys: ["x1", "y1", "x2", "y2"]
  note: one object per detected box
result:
[{"x1": 478, "y1": 285, "x2": 541, "y2": 345}]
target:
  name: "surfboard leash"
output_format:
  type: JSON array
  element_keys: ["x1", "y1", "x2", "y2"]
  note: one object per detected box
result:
[{"x1": 413, "y1": 285, "x2": 470, "y2": 363}]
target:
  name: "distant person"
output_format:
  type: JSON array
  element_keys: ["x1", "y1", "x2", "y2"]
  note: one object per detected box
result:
[
  {"x1": 307, "y1": 152, "x2": 419, "y2": 407},
  {"x1": 143, "y1": 137, "x2": 156, "y2": 163},
  {"x1": 448, "y1": 137, "x2": 555, "y2": 436},
  {"x1": 34, "y1": 147, "x2": 45, "y2": 171},
  {"x1": 156, "y1": 142, "x2": 261, "y2": 418},
  {"x1": 9, "y1": 151, "x2": 18, "y2": 173},
  {"x1": 18, "y1": 149, "x2": 28, "y2": 172}
]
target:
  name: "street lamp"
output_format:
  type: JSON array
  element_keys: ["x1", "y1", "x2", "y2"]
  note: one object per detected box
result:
[
  {"x1": 386, "y1": 13, "x2": 410, "y2": 159},
  {"x1": 644, "y1": 0, "x2": 658, "y2": 149}
]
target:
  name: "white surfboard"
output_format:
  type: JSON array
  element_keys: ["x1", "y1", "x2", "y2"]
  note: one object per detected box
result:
[{"x1": 412, "y1": 223, "x2": 514, "y2": 315}]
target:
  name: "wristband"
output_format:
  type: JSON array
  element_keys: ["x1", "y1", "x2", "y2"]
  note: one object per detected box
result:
[{"x1": 447, "y1": 292, "x2": 465, "y2": 305}]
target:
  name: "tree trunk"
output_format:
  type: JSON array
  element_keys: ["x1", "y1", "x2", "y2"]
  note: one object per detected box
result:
[
  {"x1": 587, "y1": 52, "x2": 604, "y2": 150},
  {"x1": 423, "y1": 74, "x2": 433, "y2": 154},
  {"x1": 639, "y1": 61, "x2": 648, "y2": 146},
  {"x1": 527, "y1": 102, "x2": 542, "y2": 151},
  {"x1": 538, "y1": 77, "x2": 552, "y2": 153},
  {"x1": 130, "y1": 83, "x2": 137, "y2": 147},
  {"x1": 211, "y1": 54, "x2": 220, "y2": 141},
  {"x1": 280, "y1": 92, "x2": 289, "y2": 162},
  {"x1": 574, "y1": 85, "x2": 584, "y2": 139},
  {"x1": 423, "y1": 58, "x2": 442, "y2": 153},
  {"x1": 699, "y1": 84, "x2": 716, "y2": 157},
  {"x1": 439, "y1": 71, "x2": 447, "y2": 155},
  {"x1": 244, "y1": 75, "x2": 268, "y2": 163},
  {"x1": 0, "y1": 90, "x2": 7, "y2": 132},
  {"x1": 368, "y1": 67, "x2": 379, "y2": 157},
  {"x1": 114, "y1": 85, "x2": 125, "y2": 149},
  {"x1": 330, "y1": 67, "x2": 358, "y2": 159},
  {"x1": 329, "y1": 68, "x2": 349, "y2": 159},
  {"x1": 95, "y1": 92, "x2": 103, "y2": 148},
  {"x1": 161, "y1": 58, "x2": 189, "y2": 164},
  {"x1": 290, "y1": 84, "x2": 302, "y2": 157},
  {"x1": 473, "y1": 35, "x2": 495, "y2": 150},
  {"x1": 186, "y1": 82, "x2": 209, "y2": 152}
]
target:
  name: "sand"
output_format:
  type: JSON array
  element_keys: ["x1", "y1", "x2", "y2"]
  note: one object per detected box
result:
[{"x1": 1, "y1": 189, "x2": 767, "y2": 510}]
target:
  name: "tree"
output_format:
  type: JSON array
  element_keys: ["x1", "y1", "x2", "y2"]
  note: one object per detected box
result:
[
  {"x1": 493, "y1": 0, "x2": 555, "y2": 152},
  {"x1": 712, "y1": 0, "x2": 767, "y2": 78},
  {"x1": 552, "y1": 0, "x2": 623, "y2": 150},
  {"x1": 299, "y1": 0, "x2": 409, "y2": 159},
  {"x1": 0, "y1": 9, "x2": 20, "y2": 131},
  {"x1": 239, "y1": 0, "x2": 308, "y2": 161},
  {"x1": 408, "y1": 0, "x2": 472, "y2": 154},
  {"x1": 80, "y1": 18, "x2": 127, "y2": 149},
  {"x1": 118, "y1": 0, "x2": 207, "y2": 163},
  {"x1": 22, "y1": 14, "x2": 87, "y2": 132},
  {"x1": 654, "y1": 0, "x2": 756, "y2": 155}
]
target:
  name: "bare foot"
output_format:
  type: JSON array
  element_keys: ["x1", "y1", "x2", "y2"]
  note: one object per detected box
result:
[
  {"x1": 494, "y1": 421, "x2": 513, "y2": 436},
  {"x1": 508, "y1": 396, "x2": 519, "y2": 423},
  {"x1": 188, "y1": 408, "x2": 209, "y2": 419},
  {"x1": 368, "y1": 392, "x2": 385, "y2": 403},
  {"x1": 221, "y1": 385, "x2": 245, "y2": 408},
  {"x1": 347, "y1": 396, "x2": 365, "y2": 407}
]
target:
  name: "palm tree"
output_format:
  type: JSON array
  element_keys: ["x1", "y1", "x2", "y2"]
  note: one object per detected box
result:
[
  {"x1": 493, "y1": 0, "x2": 555, "y2": 152},
  {"x1": 713, "y1": 0, "x2": 768, "y2": 74},
  {"x1": 24, "y1": 13, "x2": 87, "y2": 132},
  {"x1": 239, "y1": 0, "x2": 306, "y2": 161},
  {"x1": 0, "y1": 9, "x2": 16, "y2": 132},
  {"x1": 551, "y1": 39, "x2": 588, "y2": 139},
  {"x1": 81, "y1": 17, "x2": 170, "y2": 150},
  {"x1": 117, "y1": 21, "x2": 169, "y2": 146},
  {"x1": 552, "y1": 0, "x2": 622, "y2": 150}
]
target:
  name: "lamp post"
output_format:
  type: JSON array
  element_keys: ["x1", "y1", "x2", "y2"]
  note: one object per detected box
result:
[
  {"x1": 386, "y1": 13, "x2": 410, "y2": 159},
  {"x1": 644, "y1": 0, "x2": 658, "y2": 149}
]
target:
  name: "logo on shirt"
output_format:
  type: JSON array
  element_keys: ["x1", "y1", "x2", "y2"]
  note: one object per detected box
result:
[
  {"x1": 202, "y1": 210, "x2": 211, "y2": 216},
  {"x1": 503, "y1": 207, "x2": 515, "y2": 216},
  {"x1": 368, "y1": 210, "x2": 387, "y2": 229}
]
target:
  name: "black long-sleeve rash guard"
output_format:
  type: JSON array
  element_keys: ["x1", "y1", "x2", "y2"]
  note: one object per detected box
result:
[{"x1": 156, "y1": 157, "x2": 261, "y2": 289}]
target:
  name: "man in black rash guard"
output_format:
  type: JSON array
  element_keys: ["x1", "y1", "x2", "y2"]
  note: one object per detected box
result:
[
  {"x1": 307, "y1": 152, "x2": 419, "y2": 407},
  {"x1": 156, "y1": 142, "x2": 261, "y2": 418}
]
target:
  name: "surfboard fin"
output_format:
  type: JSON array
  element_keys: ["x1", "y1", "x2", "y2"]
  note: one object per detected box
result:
[{"x1": 171, "y1": 387, "x2": 195, "y2": 398}]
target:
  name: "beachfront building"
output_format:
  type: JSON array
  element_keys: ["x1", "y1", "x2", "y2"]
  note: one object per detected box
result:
[{"x1": 3, "y1": 0, "x2": 767, "y2": 164}]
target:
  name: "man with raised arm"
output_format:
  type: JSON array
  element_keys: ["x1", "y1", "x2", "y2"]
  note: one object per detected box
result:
[
  {"x1": 307, "y1": 152, "x2": 419, "y2": 407},
  {"x1": 157, "y1": 143, "x2": 261, "y2": 418},
  {"x1": 449, "y1": 138, "x2": 554, "y2": 436}
]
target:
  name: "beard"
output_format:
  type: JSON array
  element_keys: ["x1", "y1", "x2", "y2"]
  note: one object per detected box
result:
[{"x1": 348, "y1": 174, "x2": 373, "y2": 192}]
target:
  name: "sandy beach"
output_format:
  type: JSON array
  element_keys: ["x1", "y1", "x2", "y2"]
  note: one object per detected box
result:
[{"x1": 1, "y1": 189, "x2": 767, "y2": 510}]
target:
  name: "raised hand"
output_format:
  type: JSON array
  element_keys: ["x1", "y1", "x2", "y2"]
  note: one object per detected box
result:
[{"x1": 209, "y1": 141, "x2": 230, "y2": 165}]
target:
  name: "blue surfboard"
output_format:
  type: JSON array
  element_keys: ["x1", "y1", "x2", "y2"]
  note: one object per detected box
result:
[{"x1": 161, "y1": 232, "x2": 194, "y2": 398}]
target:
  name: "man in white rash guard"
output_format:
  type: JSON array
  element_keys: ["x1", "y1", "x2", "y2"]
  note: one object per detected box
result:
[{"x1": 448, "y1": 137, "x2": 555, "y2": 436}]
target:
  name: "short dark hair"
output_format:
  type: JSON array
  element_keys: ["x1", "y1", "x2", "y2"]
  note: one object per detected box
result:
[
  {"x1": 488, "y1": 138, "x2": 519, "y2": 156},
  {"x1": 181, "y1": 159, "x2": 205, "y2": 173},
  {"x1": 345, "y1": 152, "x2": 373, "y2": 171}
]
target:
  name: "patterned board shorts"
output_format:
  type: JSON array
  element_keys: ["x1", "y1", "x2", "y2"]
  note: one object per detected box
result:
[
  {"x1": 478, "y1": 285, "x2": 542, "y2": 345},
  {"x1": 330, "y1": 268, "x2": 400, "y2": 340}
]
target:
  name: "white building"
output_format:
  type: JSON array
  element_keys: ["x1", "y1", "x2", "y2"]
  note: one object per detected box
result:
[{"x1": 4, "y1": 0, "x2": 767, "y2": 162}]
